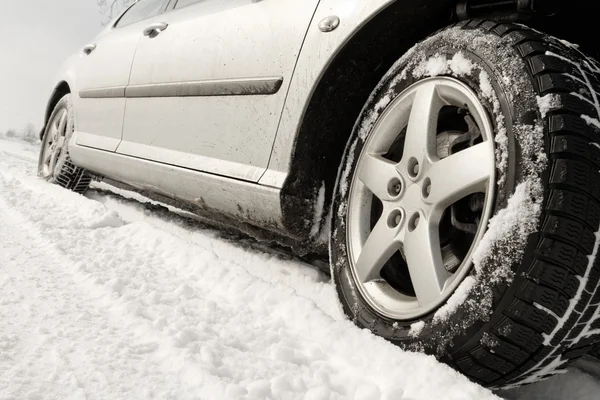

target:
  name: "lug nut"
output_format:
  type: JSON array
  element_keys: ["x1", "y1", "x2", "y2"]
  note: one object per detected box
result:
[
  {"x1": 423, "y1": 178, "x2": 432, "y2": 198},
  {"x1": 412, "y1": 163, "x2": 420, "y2": 176},
  {"x1": 388, "y1": 179, "x2": 402, "y2": 197},
  {"x1": 408, "y1": 158, "x2": 420, "y2": 178},
  {"x1": 409, "y1": 213, "x2": 420, "y2": 232},
  {"x1": 388, "y1": 210, "x2": 403, "y2": 228}
]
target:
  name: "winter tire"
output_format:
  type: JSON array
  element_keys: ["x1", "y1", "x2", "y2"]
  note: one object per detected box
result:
[
  {"x1": 38, "y1": 94, "x2": 91, "y2": 194},
  {"x1": 330, "y1": 20, "x2": 600, "y2": 388}
]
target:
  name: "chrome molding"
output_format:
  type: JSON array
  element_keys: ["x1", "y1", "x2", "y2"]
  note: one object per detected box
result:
[
  {"x1": 79, "y1": 77, "x2": 284, "y2": 99},
  {"x1": 126, "y1": 77, "x2": 283, "y2": 98},
  {"x1": 79, "y1": 86, "x2": 127, "y2": 98}
]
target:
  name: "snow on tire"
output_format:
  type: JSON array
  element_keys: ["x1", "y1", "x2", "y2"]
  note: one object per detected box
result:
[
  {"x1": 330, "y1": 20, "x2": 600, "y2": 388},
  {"x1": 38, "y1": 94, "x2": 91, "y2": 194}
]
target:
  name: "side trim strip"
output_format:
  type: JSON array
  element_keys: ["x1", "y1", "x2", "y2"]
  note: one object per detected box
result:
[
  {"x1": 79, "y1": 86, "x2": 127, "y2": 98},
  {"x1": 126, "y1": 77, "x2": 284, "y2": 98},
  {"x1": 79, "y1": 77, "x2": 283, "y2": 99}
]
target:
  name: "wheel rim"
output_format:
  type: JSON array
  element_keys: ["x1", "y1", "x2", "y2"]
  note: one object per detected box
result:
[
  {"x1": 347, "y1": 77, "x2": 496, "y2": 320},
  {"x1": 40, "y1": 108, "x2": 68, "y2": 178}
]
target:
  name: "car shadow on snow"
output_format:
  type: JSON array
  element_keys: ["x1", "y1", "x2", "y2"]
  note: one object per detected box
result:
[{"x1": 500, "y1": 357, "x2": 600, "y2": 400}]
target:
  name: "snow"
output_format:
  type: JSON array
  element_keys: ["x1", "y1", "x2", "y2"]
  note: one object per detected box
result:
[
  {"x1": 433, "y1": 276, "x2": 476, "y2": 323},
  {"x1": 582, "y1": 114, "x2": 600, "y2": 130},
  {"x1": 502, "y1": 357, "x2": 600, "y2": 400},
  {"x1": 310, "y1": 182, "x2": 326, "y2": 239},
  {"x1": 408, "y1": 321, "x2": 425, "y2": 338},
  {"x1": 413, "y1": 52, "x2": 475, "y2": 78},
  {"x1": 0, "y1": 136, "x2": 504, "y2": 400},
  {"x1": 471, "y1": 181, "x2": 542, "y2": 280},
  {"x1": 536, "y1": 94, "x2": 561, "y2": 118}
]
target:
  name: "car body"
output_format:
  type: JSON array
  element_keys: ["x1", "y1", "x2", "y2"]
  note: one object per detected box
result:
[
  {"x1": 43, "y1": 0, "x2": 405, "y2": 250},
  {"x1": 41, "y1": 0, "x2": 595, "y2": 253}
]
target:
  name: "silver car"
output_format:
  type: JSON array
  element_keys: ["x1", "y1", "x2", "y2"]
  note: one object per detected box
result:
[{"x1": 38, "y1": 0, "x2": 600, "y2": 388}]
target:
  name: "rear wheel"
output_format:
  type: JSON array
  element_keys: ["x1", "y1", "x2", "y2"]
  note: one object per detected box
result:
[
  {"x1": 38, "y1": 94, "x2": 91, "y2": 194},
  {"x1": 331, "y1": 20, "x2": 600, "y2": 388}
]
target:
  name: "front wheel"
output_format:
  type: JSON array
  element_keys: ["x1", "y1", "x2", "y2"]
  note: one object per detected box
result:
[
  {"x1": 331, "y1": 20, "x2": 600, "y2": 388},
  {"x1": 38, "y1": 94, "x2": 91, "y2": 194}
]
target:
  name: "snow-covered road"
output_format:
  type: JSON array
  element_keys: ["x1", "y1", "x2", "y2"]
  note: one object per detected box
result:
[{"x1": 0, "y1": 137, "x2": 598, "y2": 400}]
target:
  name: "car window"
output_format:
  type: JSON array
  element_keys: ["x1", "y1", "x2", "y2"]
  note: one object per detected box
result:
[
  {"x1": 174, "y1": 0, "x2": 205, "y2": 9},
  {"x1": 116, "y1": 0, "x2": 166, "y2": 27}
]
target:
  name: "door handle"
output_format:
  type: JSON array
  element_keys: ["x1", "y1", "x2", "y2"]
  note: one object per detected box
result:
[
  {"x1": 83, "y1": 44, "x2": 97, "y2": 55},
  {"x1": 143, "y1": 22, "x2": 169, "y2": 37}
]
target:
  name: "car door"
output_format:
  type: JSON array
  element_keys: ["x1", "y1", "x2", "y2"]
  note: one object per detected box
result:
[
  {"x1": 74, "y1": 0, "x2": 169, "y2": 152},
  {"x1": 117, "y1": 0, "x2": 320, "y2": 182}
]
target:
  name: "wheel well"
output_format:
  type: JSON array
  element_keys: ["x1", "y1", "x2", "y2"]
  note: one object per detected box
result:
[
  {"x1": 280, "y1": 0, "x2": 456, "y2": 241},
  {"x1": 40, "y1": 81, "x2": 71, "y2": 140},
  {"x1": 280, "y1": 0, "x2": 600, "y2": 245}
]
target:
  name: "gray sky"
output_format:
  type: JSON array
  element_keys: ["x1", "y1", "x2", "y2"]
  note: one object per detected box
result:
[{"x1": 0, "y1": 0, "x2": 103, "y2": 133}]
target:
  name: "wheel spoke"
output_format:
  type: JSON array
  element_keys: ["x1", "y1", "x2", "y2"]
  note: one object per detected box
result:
[
  {"x1": 57, "y1": 109, "x2": 68, "y2": 137},
  {"x1": 403, "y1": 216, "x2": 450, "y2": 306},
  {"x1": 355, "y1": 214, "x2": 402, "y2": 283},
  {"x1": 358, "y1": 153, "x2": 401, "y2": 201},
  {"x1": 402, "y1": 82, "x2": 446, "y2": 164},
  {"x1": 56, "y1": 136, "x2": 66, "y2": 151},
  {"x1": 48, "y1": 151, "x2": 59, "y2": 173},
  {"x1": 425, "y1": 142, "x2": 494, "y2": 210},
  {"x1": 43, "y1": 147, "x2": 52, "y2": 166}
]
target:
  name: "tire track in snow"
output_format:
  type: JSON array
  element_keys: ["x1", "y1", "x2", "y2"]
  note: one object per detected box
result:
[{"x1": 0, "y1": 138, "x2": 498, "y2": 400}]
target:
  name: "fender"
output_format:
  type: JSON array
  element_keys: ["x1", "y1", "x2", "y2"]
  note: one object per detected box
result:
[
  {"x1": 264, "y1": 0, "x2": 456, "y2": 240},
  {"x1": 39, "y1": 56, "x2": 80, "y2": 140}
]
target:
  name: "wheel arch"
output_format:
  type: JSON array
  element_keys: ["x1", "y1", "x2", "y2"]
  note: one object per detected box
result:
[
  {"x1": 279, "y1": 0, "x2": 600, "y2": 247},
  {"x1": 40, "y1": 81, "x2": 71, "y2": 140},
  {"x1": 280, "y1": 0, "x2": 456, "y2": 243}
]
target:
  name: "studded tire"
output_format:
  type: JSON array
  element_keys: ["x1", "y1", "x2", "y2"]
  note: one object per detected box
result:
[
  {"x1": 38, "y1": 94, "x2": 91, "y2": 194},
  {"x1": 330, "y1": 20, "x2": 600, "y2": 389}
]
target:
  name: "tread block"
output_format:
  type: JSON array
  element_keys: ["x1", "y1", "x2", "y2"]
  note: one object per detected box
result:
[
  {"x1": 517, "y1": 40, "x2": 551, "y2": 58},
  {"x1": 537, "y1": 74, "x2": 582, "y2": 95},
  {"x1": 470, "y1": 346, "x2": 516, "y2": 375},
  {"x1": 550, "y1": 159, "x2": 600, "y2": 203},
  {"x1": 550, "y1": 134, "x2": 600, "y2": 171},
  {"x1": 536, "y1": 237, "x2": 589, "y2": 276},
  {"x1": 505, "y1": 300, "x2": 558, "y2": 335},
  {"x1": 491, "y1": 24, "x2": 518, "y2": 37},
  {"x1": 481, "y1": 335, "x2": 530, "y2": 365},
  {"x1": 479, "y1": 20, "x2": 499, "y2": 31},
  {"x1": 545, "y1": 189, "x2": 600, "y2": 232},
  {"x1": 456, "y1": 356, "x2": 500, "y2": 383},
  {"x1": 494, "y1": 318, "x2": 544, "y2": 353},
  {"x1": 516, "y1": 280, "x2": 571, "y2": 317},
  {"x1": 525, "y1": 259, "x2": 581, "y2": 298},
  {"x1": 506, "y1": 30, "x2": 543, "y2": 46},
  {"x1": 548, "y1": 93, "x2": 598, "y2": 118},
  {"x1": 541, "y1": 215, "x2": 596, "y2": 254},
  {"x1": 549, "y1": 114, "x2": 600, "y2": 142},
  {"x1": 465, "y1": 19, "x2": 485, "y2": 29},
  {"x1": 529, "y1": 54, "x2": 580, "y2": 77}
]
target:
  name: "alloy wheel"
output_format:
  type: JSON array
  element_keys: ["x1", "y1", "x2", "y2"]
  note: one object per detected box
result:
[
  {"x1": 40, "y1": 108, "x2": 68, "y2": 178},
  {"x1": 347, "y1": 77, "x2": 496, "y2": 320}
]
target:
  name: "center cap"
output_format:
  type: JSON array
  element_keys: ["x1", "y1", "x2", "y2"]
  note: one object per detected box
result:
[{"x1": 399, "y1": 181, "x2": 427, "y2": 214}]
